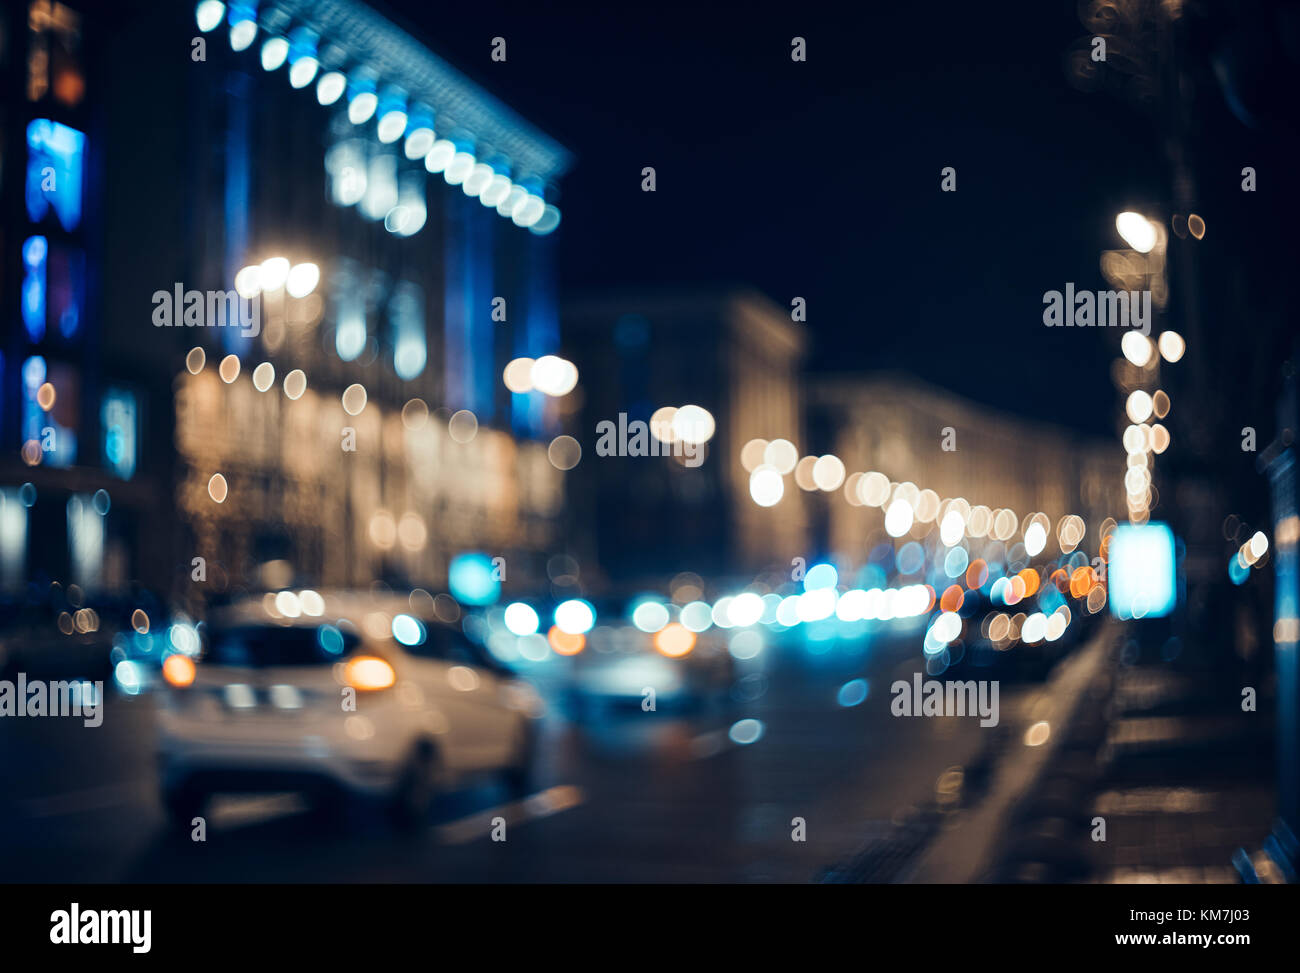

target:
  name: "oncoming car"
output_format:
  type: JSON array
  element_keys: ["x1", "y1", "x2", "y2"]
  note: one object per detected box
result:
[
  {"x1": 156, "y1": 592, "x2": 543, "y2": 827},
  {"x1": 561, "y1": 598, "x2": 734, "y2": 715}
]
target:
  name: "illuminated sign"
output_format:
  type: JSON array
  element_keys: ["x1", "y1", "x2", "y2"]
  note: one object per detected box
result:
[{"x1": 1108, "y1": 522, "x2": 1177, "y2": 620}]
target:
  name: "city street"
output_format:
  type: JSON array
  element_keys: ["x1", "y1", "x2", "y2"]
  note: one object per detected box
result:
[
  {"x1": 3, "y1": 0, "x2": 1297, "y2": 932},
  {"x1": 0, "y1": 629, "x2": 1038, "y2": 883}
]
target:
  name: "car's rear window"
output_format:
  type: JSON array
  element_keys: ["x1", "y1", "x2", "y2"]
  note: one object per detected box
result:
[
  {"x1": 401, "y1": 624, "x2": 478, "y2": 663},
  {"x1": 205, "y1": 624, "x2": 361, "y2": 668}
]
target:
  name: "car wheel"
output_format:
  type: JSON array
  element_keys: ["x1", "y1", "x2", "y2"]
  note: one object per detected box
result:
[
  {"x1": 305, "y1": 782, "x2": 355, "y2": 827},
  {"x1": 388, "y1": 742, "x2": 439, "y2": 830},
  {"x1": 502, "y1": 720, "x2": 536, "y2": 797},
  {"x1": 161, "y1": 781, "x2": 207, "y2": 829}
]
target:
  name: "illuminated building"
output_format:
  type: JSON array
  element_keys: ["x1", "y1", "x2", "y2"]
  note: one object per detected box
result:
[
  {"x1": 810, "y1": 374, "x2": 1121, "y2": 572},
  {"x1": 5, "y1": 1, "x2": 572, "y2": 603},
  {"x1": 563, "y1": 289, "x2": 807, "y2": 582},
  {"x1": 0, "y1": 1, "x2": 136, "y2": 593},
  {"x1": 165, "y1": 0, "x2": 572, "y2": 599}
]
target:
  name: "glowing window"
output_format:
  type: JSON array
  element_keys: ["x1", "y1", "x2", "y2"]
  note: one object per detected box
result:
[
  {"x1": 389, "y1": 282, "x2": 426, "y2": 380},
  {"x1": 102, "y1": 388, "x2": 138, "y2": 479},
  {"x1": 27, "y1": 1, "x2": 85, "y2": 106},
  {"x1": 26, "y1": 118, "x2": 85, "y2": 230},
  {"x1": 22, "y1": 236, "x2": 47, "y2": 342}
]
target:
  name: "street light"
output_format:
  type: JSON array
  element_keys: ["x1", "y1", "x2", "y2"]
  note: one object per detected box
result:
[
  {"x1": 1158, "y1": 330, "x2": 1186, "y2": 363},
  {"x1": 1121, "y1": 330, "x2": 1154, "y2": 367},
  {"x1": 1116, "y1": 211, "x2": 1157, "y2": 253}
]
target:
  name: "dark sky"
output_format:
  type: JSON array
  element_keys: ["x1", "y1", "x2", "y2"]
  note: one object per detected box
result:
[{"x1": 381, "y1": 1, "x2": 1188, "y2": 437}]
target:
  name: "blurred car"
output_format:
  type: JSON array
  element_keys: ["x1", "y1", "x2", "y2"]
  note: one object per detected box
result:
[
  {"x1": 951, "y1": 584, "x2": 1100, "y2": 682},
  {"x1": 156, "y1": 590, "x2": 544, "y2": 828},
  {"x1": 562, "y1": 598, "x2": 733, "y2": 715}
]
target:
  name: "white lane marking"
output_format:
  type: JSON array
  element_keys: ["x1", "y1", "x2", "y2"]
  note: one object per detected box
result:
[
  {"x1": 23, "y1": 782, "x2": 307, "y2": 830},
  {"x1": 21, "y1": 780, "x2": 151, "y2": 818},
  {"x1": 208, "y1": 793, "x2": 308, "y2": 829},
  {"x1": 436, "y1": 785, "x2": 584, "y2": 845}
]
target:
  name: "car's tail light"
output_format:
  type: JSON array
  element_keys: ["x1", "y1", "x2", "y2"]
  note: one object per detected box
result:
[
  {"x1": 162, "y1": 654, "x2": 197, "y2": 688},
  {"x1": 654, "y1": 623, "x2": 696, "y2": 658},
  {"x1": 343, "y1": 655, "x2": 396, "y2": 691},
  {"x1": 547, "y1": 626, "x2": 585, "y2": 656}
]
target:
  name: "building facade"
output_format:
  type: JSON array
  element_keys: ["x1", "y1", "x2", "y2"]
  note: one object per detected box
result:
[
  {"x1": 1, "y1": 1, "x2": 160, "y2": 600},
  {"x1": 5, "y1": 0, "x2": 574, "y2": 612},
  {"x1": 169, "y1": 0, "x2": 572, "y2": 605},
  {"x1": 807, "y1": 374, "x2": 1121, "y2": 573},
  {"x1": 563, "y1": 288, "x2": 807, "y2": 586}
]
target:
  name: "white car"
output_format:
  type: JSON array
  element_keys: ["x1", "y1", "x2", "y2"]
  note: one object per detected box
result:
[
  {"x1": 156, "y1": 592, "x2": 543, "y2": 827},
  {"x1": 565, "y1": 603, "x2": 734, "y2": 716}
]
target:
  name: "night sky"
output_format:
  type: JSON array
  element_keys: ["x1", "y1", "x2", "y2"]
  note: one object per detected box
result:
[{"x1": 383, "y1": 1, "x2": 1242, "y2": 438}]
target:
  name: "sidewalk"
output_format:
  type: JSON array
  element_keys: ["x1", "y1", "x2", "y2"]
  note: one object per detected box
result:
[{"x1": 980, "y1": 628, "x2": 1278, "y2": 884}]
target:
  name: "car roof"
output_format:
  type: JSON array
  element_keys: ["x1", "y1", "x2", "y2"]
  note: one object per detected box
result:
[{"x1": 209, "y1": 590, "x2": 462, "y2": 634}]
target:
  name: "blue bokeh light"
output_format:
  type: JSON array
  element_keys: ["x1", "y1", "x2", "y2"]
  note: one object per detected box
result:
[
  {"x1": 1108, "y1": 522, "x2": 1177, "y2": 620},
  {"x1": 448, "y1": 552, "x2": 501, "y2": 607}
]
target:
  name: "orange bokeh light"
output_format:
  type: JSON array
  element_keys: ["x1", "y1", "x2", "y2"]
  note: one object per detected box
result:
[
  {"x1": 548, "y1": 626, "x2": 586, "y2": 656},
  {"x1": 162, "y1": 654, "x2": 196, "y2": 688},
  {"x1": 654, "y1": 622, "x2": 696, "y2": 657},
  {"x1": 1069, "y1": 566, "x2": 1095, "y2": 599},
  {"x1": 343, "y1": 655, "x2": 397, "y2": 691}
]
